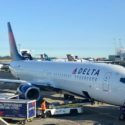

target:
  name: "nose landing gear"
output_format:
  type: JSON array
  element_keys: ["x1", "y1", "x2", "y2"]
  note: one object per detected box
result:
[{"x1": 119, "y1": 106, "x2": 125, "y2": 120}]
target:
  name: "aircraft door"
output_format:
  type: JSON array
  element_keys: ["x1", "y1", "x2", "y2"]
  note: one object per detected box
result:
[{"x1": 102, "y1": 72, "x2": 111, "y2": 92}]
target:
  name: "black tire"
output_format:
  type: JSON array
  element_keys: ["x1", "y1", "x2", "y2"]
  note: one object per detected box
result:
[
  {"x1": 64, "y1": 94, "x2": 69, "y2": 100},
  {"x1": 64, "y1": 94, "x2": 75, "y2": 100},
  {"x1": 41, "y1": 112, "x2": 47, "y2": 118},
  {"x1": 119, "y1": 113, "x2": 125, "y2": 120},
  {"x1": 46, "y1": 111, "x2": 51, "y2": 117},
  {"x1": 70, "y1": 109, "x2": 78, "y2": 116},
  {"x1": 69, "y1": 95, "x2": 75, "y2": 100},
  {"x1": 19, "y1": 120, "x2": 26, "y2": 125}
]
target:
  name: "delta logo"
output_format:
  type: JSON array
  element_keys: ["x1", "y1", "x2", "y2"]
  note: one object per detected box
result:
[{"x1": 72, "y1": 68, "x2": 100, "y2": 76}]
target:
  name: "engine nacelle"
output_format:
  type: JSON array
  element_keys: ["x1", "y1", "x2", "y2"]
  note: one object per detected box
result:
[{"x1": 17, "y1": 83, "x2": 40, "y2": 100}]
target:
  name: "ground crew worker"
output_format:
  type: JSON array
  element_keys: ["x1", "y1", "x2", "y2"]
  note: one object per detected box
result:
[{"x1": 41, "y1": 99, "x2": 47, "y2": 118}]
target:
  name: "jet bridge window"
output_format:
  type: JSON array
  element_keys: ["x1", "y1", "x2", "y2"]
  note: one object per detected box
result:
[{"x1": 120, "y1": 78, "x2": 125, "y2": 84}]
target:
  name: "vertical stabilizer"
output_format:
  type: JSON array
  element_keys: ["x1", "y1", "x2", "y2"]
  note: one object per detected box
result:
[{"x1": 7, "y1": 22, "x2": 24, "y2": 61}]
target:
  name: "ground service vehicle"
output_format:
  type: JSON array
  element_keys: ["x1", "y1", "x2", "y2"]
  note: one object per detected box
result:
[{"x1": 37, "y1": 103, "x2": 84, "y2": 117}]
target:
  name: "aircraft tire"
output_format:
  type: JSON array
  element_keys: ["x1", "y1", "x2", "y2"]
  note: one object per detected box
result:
[
  {"x1": 119, "y1": 113, "x2": 125, "y2": 120},
  {"x1": 70, "y1": 109, "x2": 78, "y2": 116}
]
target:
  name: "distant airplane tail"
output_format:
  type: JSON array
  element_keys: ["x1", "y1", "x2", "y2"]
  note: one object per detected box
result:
[
  {"x1": 66, "y1": 54, "x2": 76, "y2": 61},
  {"x1": 7, "y1": 22, "x2": 24, "y2": 61}
]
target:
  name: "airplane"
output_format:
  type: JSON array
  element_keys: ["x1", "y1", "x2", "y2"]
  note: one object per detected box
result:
[
  {"x1": 66, "y1": 54, "x2": 89, "y2": 62},
  {"x1": 2, "y1": 22, "x2": 125, "y2": 114}
]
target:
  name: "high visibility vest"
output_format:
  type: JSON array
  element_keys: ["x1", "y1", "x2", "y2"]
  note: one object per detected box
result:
[{"x1": 41, "y1": 101, "x2": 47, "y2": 111}]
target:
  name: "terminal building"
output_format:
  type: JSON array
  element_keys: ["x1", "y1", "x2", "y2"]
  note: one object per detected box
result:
[
  {"x1": 109, "y1": 48, "x2": 125, "y2": 61},
  {"x1": 109, "y1": 48, "x2": 125, "y2": 66}
]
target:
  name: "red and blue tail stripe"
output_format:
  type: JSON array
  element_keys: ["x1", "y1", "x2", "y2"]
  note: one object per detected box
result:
[{"x1": 8, "y1": 22, "x2": 24, "y2": 61}]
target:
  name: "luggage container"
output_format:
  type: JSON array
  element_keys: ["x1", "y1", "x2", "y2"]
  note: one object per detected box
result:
[{"x1": 0, "y1": 99, "x2": 36, "y2": 124}]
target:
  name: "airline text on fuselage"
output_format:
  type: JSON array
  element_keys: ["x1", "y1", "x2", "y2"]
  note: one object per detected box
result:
[{"x1": 72, "y1": 68, "x2": 100, "y2": 76}]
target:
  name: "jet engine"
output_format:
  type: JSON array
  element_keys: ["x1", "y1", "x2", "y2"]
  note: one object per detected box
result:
[{"x1": 17, "y1": 83, "x2": 40, "y2": 100}]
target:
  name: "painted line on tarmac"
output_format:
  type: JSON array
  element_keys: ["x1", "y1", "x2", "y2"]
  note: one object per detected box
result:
[{"x1": 85, "y1": 106, "x2": 117, "y2": 119}]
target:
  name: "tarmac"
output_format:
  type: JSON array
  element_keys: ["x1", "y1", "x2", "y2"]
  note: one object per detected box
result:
[{"x1": 0, "y1": 71, "x2": 125, "y2": 125}]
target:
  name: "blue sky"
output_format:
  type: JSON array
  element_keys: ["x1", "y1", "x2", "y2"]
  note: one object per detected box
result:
[{"x1": 0, "y1": 0, "x2": 125, "y2": 58}]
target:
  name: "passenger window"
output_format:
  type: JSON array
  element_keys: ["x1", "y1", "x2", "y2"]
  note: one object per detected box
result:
[{"x1": 120, "y1": 78, "x2": 125, "y2": 84}]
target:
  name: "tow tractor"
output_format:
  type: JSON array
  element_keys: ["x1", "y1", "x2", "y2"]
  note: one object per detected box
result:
[{"x1": 37, "y1": 101, "x2": 84, "y2": 118}]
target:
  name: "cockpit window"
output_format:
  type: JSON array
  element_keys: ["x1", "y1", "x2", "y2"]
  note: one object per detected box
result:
[{"x1": 120, "y1": 78, "x2": 125, "y2": 84}]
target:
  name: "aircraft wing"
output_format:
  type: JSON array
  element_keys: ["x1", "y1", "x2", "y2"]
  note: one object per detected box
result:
[
  {"x1": 0, "y1": 79, "x2": 27, "y2": 90},
  {"x1": 0, "y1": 78, "x2": 59, "y2": 100},
  {"x1": 0, "y1": 62, "x2": 10, "y2": 65},
  {"x1": 0, "y1": 78, "x2": 57, "y2": 90},
  {"x1": 0, "y1": 79, "x2": 28, "y2": 84}
]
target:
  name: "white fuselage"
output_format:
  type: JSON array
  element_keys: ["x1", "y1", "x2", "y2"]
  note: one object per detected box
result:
[{"x1": 10, "y1": 60, "x2": 125, "y2": 106}]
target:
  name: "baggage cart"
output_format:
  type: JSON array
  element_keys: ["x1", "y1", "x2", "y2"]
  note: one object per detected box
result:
[{"x1": 0, "y1": 99, "x2": 36, "y2": 124}]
